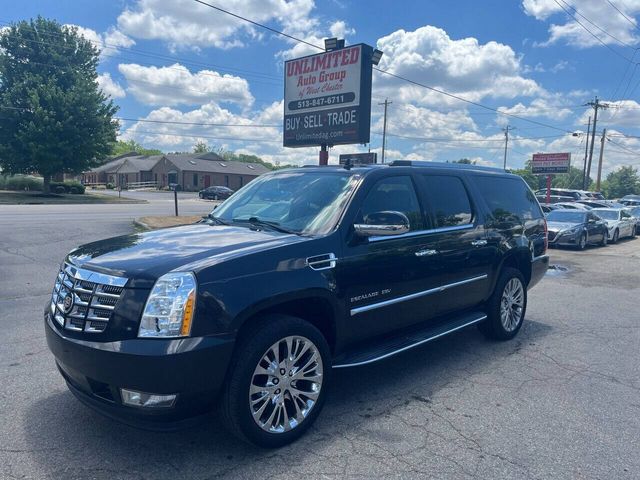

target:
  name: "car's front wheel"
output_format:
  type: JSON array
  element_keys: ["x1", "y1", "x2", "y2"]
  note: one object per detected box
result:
[
  {"x1": 612, "y1": 229, "x2": 619, "y2": 243},
  {"x1": 479, "y1": 267, "x2": 527, "y2": 341},
  {"x1": 577, "y1": 232, "x2": 587, "y2": 250},
  {"x1": 219, "y1": 315, "x2": 331, "y2": 448},
  {"x1": 600, "y1": 230, "x2": 608, "y2": 246}
]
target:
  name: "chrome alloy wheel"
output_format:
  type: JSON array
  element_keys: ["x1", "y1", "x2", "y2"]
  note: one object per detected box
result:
[
  {"x1": 500, "y1": 278, "x2": 524, "y2": 332},
  {"x1": 249, "y1": 336, "x2": 323, "y2": 434}
]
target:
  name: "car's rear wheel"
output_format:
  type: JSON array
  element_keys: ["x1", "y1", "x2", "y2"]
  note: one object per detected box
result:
[
  {"x1": 219, "y1": 315, "x2": 331, "y2": 448},
  {"x1": 479, "y1": 267, "x2": 527, "y2": 341},
  {"x1": 577, "y1": 233, "x2": 587, "y2": 250}
]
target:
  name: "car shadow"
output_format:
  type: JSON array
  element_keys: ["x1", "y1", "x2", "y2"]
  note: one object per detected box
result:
[{"x1": 23, "y1": 318, "x2": 553, "y2": 478}]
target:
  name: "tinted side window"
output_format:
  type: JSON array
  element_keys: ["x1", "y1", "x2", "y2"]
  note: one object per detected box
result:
[
  {"x1": 474, "y1": 176, "x2": 543, "y2": 222},
  {"x1": 359, "y1": 176, "x2": 424, "y2": 230},
  {"x1": 422, "y1": 175, "x2": 473, "y2": 227}
]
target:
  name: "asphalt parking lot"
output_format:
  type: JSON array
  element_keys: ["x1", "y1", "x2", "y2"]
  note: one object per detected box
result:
[{"x1": 1, "y1": 201, "x2": 639, "y2": 479}]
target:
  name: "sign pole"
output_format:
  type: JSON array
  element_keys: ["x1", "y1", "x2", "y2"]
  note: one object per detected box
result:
[
  {"x1": 319, "y1": 144, "x2": 328, "y2": 166},
  {"x1": 546, "y1": 175, "x2": 552, "y2": 204}
]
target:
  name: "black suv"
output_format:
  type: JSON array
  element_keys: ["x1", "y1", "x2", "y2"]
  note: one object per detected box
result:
[{"x1": 45, "y1": 161, "x2": 548, "y2": 447}]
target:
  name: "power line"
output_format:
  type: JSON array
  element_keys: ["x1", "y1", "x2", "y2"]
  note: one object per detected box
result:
[
  {"x1": 193, "y1": 0, "x2": 576, "y2": 134},
  {"x1": 551, "y1": 0, "x2": 637, "y2": 63},
  {"x1": 605, "y1": 1, "x2": 640, "y2": 32}
]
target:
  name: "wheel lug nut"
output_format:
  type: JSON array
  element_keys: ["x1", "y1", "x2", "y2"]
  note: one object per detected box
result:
[
  {"x1": 273, "y1": 378, "x2": 279, "y2": 384},
  {"x1": 280, "y1": 368, "x2": 286, "y2": 375},
  {"x1": 274, "y1": 389, "x2": 280, "y2": 394}
]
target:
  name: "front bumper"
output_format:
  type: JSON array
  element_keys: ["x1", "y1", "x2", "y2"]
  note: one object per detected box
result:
[
  {"x1": 547, "y1": 230, "x2": 580, "y2": 247},
  {"x1": 45, "y1": 312, "x2": 235, "y2": 429}
]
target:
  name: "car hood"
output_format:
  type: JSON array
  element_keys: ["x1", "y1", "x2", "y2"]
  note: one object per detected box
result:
[
  {"x1": 546, "y1": 221, "x2": 581, "y2": 232},
  {"x1": 66, "y1": 223, "x2": 308, "y2": 287}
]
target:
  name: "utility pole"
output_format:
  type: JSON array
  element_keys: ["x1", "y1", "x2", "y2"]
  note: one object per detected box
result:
[
  {"x1": 503, "y1": 125, "x2": 513, "y2": 170},
  {"x1": 584, "y1": 97, "x2": 609, "y2": 188},
  {"x1": 582, "y1": 116, "x2": 591, "y2": 190},
  {"x1": 596, "y1": 128, "x2": 607, "y2": 192},
  {"x1": 379, "y1": 99, "x2": 392, "y2": 163}
]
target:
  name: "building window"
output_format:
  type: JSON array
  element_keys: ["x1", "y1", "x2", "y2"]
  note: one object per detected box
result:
[{"x1": 193, "y1": 173, "x2": 198, "y2": 186}]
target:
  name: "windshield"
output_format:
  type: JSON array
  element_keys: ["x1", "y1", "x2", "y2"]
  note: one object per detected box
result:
[
  {"x1": 211, "y1": 170, "x2": 360, "y2": 235},
  {"x1": 593, "y1": 209, "x2": 619, "y2": 221},
  {"x1": 546, "y1": 211, "x2": 586, "y2": 223}
]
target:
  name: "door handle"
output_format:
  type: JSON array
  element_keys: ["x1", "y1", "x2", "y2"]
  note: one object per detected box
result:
[
  {"x1": 415, "y1": 249, "x2": 438, "y2": 257},
  {"x1": 471, "y1": 239, "x2": 488, "y2": 247}
]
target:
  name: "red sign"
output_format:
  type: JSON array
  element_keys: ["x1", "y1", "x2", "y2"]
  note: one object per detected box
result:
[{"x1": 532, "y1": 152, "x2": 571, "y2": 174}]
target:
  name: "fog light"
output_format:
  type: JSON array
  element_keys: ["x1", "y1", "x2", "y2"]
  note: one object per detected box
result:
[{"x1": 120, "y1": 389, "x2": 177, "y2": 408}]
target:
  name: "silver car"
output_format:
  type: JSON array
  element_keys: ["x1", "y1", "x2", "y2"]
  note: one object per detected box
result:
[{"x1": 592, "y1": 208, "x2": 636, "y2": 243}]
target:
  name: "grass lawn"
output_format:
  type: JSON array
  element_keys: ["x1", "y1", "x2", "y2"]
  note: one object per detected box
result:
[{"x1": 0, "y1": 190, "x2": 146, "y2": 205}]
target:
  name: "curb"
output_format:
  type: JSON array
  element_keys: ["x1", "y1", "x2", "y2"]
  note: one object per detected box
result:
[{"x1": 133, "y1": 219, "x2": 151, "y2": 230}]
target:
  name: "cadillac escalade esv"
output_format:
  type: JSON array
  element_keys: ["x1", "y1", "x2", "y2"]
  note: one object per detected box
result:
[{"x1": 45, "y1": 161, "x2": 548, "y2": 447}]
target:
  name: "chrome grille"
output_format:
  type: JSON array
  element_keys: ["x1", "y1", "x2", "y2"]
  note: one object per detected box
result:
[{"x1": 50, "y1": 263, "x2": 127, "y2": 333}]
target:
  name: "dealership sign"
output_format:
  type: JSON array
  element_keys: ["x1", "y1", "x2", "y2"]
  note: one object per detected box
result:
[
  {"x1": 531, "y1": 152, "x2": 571, "y2": 174},
  {"x1": 339, "y1": 152, "x2": 377, "y2": 165},
  {"x1": 283, "y1": 44, "x2": 374, "y2": 148}
]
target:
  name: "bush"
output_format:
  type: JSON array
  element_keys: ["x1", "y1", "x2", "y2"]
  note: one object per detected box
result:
[
  {"x1": 49, "y1": 180, "x2": 85, "y2": 194},
  {"x1": 106, "y1": 182, "x2": 114, "y2": 189},
  {"x1": 0, "y1": 175, "x2": 44, "y2": 191}
]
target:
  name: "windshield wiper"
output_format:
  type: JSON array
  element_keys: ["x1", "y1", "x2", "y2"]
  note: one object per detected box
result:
[
  {"x1": 204, "y1": 213, "x2": 230, "y2": 226},
  {"x1": 232, "y1": 217, "x2": 299, "y2": 235}
]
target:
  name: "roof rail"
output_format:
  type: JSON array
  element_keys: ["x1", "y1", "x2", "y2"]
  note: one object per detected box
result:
[{"x1": 388, "y1": 160, "x2": 504, "y2": 172}]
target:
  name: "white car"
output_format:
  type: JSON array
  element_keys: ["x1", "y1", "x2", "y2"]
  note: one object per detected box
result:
[{"x1": 592, "y1": 208, "x2": 636, "y2": 243}]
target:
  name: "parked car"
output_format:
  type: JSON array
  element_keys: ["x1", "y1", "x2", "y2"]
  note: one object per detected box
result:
[
  {"x1": 592, "y1": 208, "x2": 636, "y2": 243},
  {"x1": 535, "y1": 193, "x2": 575, "y2": 204},
  {"x1": 535, "y1": 188, "x2": 588, "y2": 201},
  {"x1": 582, "y1": 191, "x2": 605, "y2": 200},
  {"x1": 199, "y1": 185, "x2": 234, "y2": 200},
  {"x1": 45, "y1": 161, "x2": 548, "y2": 447},
  {"x1": 576, "y1": 200, "x2": 611, "y2": 208},
  {"x1": 545, "y1": 209, "x2": 608, "y2": 249},
  {"x1": 624, "y1": 206, "x2": 640, "y2": 234},
  {"x1": 553, "y1": 202, "x2": 592, "y2": 210},
  {"x1": 541, "y1": 204, "x2": 561, "y2": 214},
  {"x1": 619, "y1": 194, "x2": 640, "y2": 206}
]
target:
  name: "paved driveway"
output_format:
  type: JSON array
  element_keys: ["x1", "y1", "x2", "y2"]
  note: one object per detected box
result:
[{"x1": 0, "y1": 204, "x2": 638, "y2": 479}]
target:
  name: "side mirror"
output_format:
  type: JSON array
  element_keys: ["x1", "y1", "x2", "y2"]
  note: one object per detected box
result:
[{"x1": 354, "y1": 211, "x2": 410, "y2": 237}]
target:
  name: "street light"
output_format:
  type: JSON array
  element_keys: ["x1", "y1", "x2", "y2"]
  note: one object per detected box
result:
[{"x1": 371, "y1": 49, "x2": 383, "y2": 65}]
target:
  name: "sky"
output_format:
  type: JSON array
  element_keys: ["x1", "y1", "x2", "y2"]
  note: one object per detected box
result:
[{"x1": 3, "y1": 0, "x2": 640, "y2": 175}]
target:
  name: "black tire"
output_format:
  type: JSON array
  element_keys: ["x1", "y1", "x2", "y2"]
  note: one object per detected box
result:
[
  {"x1": 577, "y1": 232, "x2": 587, "y2": 250},
  {"x1": 198, "y1": 193, "x2": 203, "y2": 199},
  {"x1": 219, "y1": 315, "x2": 331, "y2": 448},
  {"x1": 479, "y1": 267, "x2": 527, "y2": 341},
  {"x1": 612, "y1": 229, "x2": 619, "y2": 244},
  {"x1": 600, "y1": 230, "x2": 608, "y2": 247}
]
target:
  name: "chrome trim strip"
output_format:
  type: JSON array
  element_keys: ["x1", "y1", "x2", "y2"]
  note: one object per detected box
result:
[
  {"x1": 333, "y1": 314, "x2": 488, "y2": 368},
  {"x1": 532, "y1": 254, "x2": 549, "y2": 262},
  {"x1": 64, "y1": 263, "x2": 128, "y2": 287},
  {"x1": 369, "y1": 223, "x2": 474, "y2": 242},
  {"x1": 350, "y1": 274, "x2": 488, "y2": 316}
]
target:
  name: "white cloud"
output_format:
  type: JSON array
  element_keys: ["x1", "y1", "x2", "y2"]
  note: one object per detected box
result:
[
  {"x1": 97, "y1": 73, "x2": 126, "y2": 98},
  {"x1": 373, "y1": 26, "x2": 542, "y2": 107},
  {"x1": 522, "y1": 0, "x2": 640, "y2": 48},
  {"x1": 117, "y1": 0, "x2": 317, "y2": 50},
  {"x1": 276, "y1": 19, "x2": 356, "y2": 61},
  {"x1": 64, "y1": 25, "x2": 135, "y2": 57},
  {"x1": 577, "y1": 100, "x2": 640, "y2": 127},
  {"x1": 118, "y1": 63, "x2": 254, "y2": 108},
  {"x1": 497, "y1": 98, "x2": 573, "y2": 123}
]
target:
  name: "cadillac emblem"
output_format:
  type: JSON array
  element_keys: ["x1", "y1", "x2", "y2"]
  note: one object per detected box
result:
[{"x1": 62, "y1": 294, "x2": 74, "y2": 314}]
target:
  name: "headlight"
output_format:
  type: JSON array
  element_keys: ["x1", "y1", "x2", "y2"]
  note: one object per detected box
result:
[
  {"x1": 562, "y1": 227, "x2": 580, "y2": 235},
  {"x1": 139, "y1": 272, "x2": 196, "y2": 338}
]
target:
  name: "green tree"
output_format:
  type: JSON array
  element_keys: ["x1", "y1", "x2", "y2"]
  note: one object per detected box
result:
[
  {"x1": 453, "y1": 158, "x2": 474, "y2": 164},
  {"x1": 551, "y1": 165, "x2": 591, "y2": 190},
  {"x1": 0, "y1": 17, "x2": 118, "y2": 192},
  {"x1": 110, "y1": 139, "x2": 162, "y2": 157},
  {"x1": 193, "y1": 141, "x2": 211, "y2": 154},
  {"x1": 600, "y1": 166, "x2": 639, "y2": 198}
]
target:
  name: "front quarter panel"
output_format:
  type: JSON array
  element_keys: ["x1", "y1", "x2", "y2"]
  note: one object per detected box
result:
[{"x1": 190, "y1": 236, "x2": 343, "y2": 337}]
